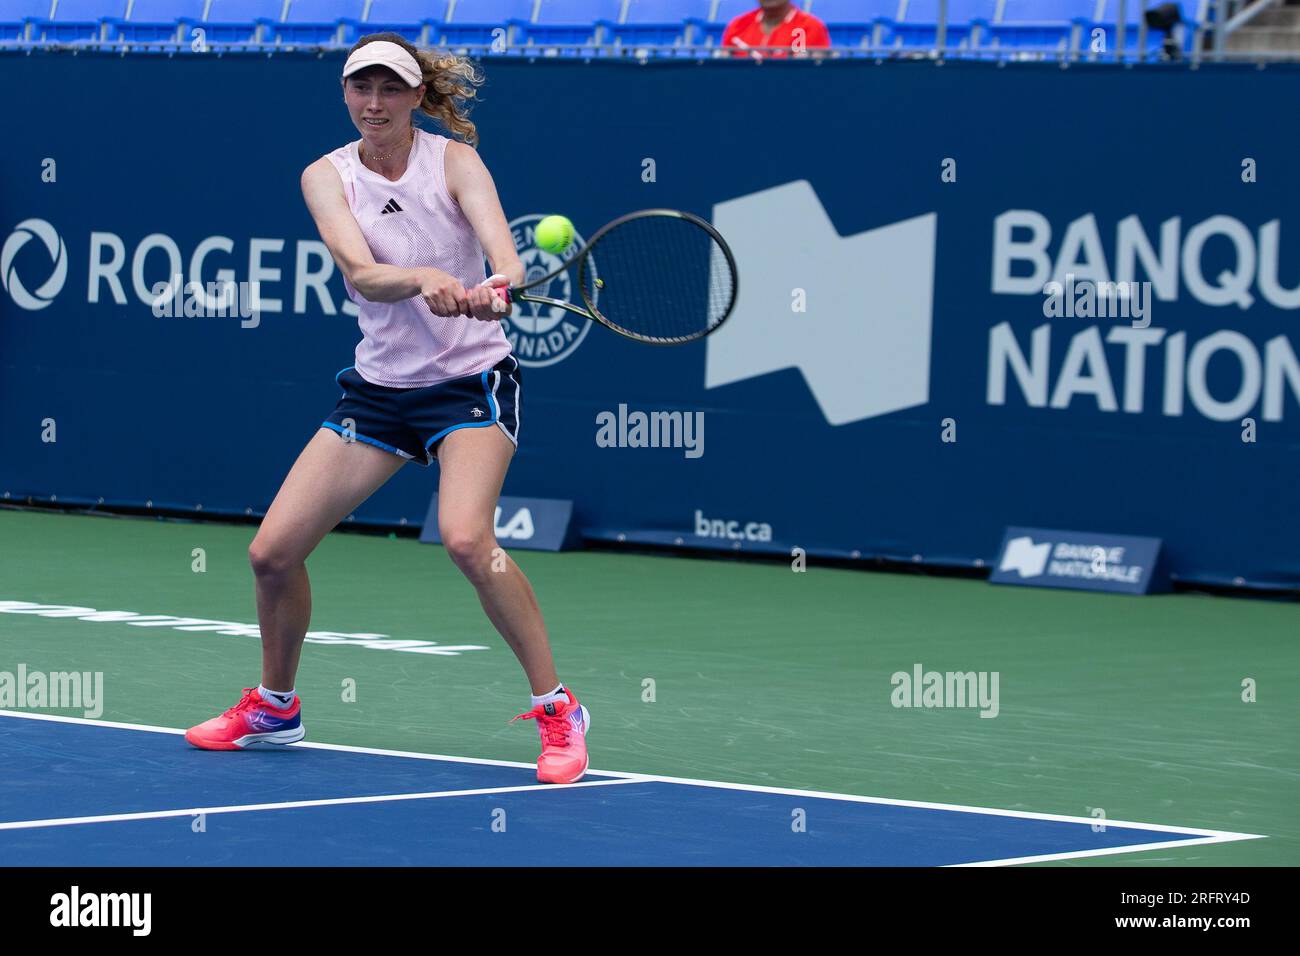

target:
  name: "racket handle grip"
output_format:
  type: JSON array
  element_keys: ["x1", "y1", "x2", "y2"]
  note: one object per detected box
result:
[{"x1": 478, "y1": 274, "x2": 512, "y2": 311}]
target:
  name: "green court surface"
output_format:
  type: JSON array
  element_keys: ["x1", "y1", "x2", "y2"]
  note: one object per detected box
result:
[{"x1": 1, "y1": 507, "x2": 1295, "y2": 866}]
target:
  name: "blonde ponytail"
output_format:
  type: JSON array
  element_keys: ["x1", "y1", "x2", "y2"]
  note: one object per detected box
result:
[{"x1": 413, "y1": 47, "x2": 485, "y2": 147}]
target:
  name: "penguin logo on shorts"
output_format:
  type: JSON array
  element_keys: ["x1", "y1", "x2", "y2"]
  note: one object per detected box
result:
[{"x1": 497, "y1": 214, "x2": 597, "y2": 368}]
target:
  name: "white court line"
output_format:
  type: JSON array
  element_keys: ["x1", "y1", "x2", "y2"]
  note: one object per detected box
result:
[
  {"x1": 0, "y1": 779, "x2": 640, "y2": 833},
  {"x1": 0, "y1": 709, "x2": 627, "y2": 775},
  {"x1": 0, "y1": 710, "x2": 1267, "y2": 859},
  {"x1": 947, "y1": 836, "x2": 1264, "y2": 868},
  {"x1": 0, "y1": 709, "x2": 187, "y2": 736},
  {"x1": 597, "y1": 773, "x2": 1265, "y2": 841}
]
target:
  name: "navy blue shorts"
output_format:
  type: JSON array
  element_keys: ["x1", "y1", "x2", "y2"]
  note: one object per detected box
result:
[{"x1": 321, "y1": 355, "x2": 521, "y2": 466}]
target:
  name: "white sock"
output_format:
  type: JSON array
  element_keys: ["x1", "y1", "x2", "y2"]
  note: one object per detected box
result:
[
  {"x1": 531, "y1": 684, "x2": 567, "y2": 710},
  {"x1": 258, "y1": 685, "x2": 296, "y2": 710}
]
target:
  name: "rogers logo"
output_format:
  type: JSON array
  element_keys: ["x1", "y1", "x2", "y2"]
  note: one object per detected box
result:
[{"x1": 2, "y1": 218, "x2": 67, "y2": 310}]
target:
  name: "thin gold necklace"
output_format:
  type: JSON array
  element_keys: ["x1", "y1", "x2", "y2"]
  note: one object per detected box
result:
[{"x1": 361, "y1": 126, "x2": 414, "y2": 166}]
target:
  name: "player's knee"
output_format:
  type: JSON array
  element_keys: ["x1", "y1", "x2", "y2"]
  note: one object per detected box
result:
[
  {"x1": 248, "y1": 540, "x2": 301, "y2": 578},
  {"x1": 441, "y1": 526, "x2": 493, "y2": 573}
]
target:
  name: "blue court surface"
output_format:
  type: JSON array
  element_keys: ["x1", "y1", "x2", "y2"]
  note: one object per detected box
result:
[{"x1": 0, "y1": 713, "x2": 1262, "y2": 866}]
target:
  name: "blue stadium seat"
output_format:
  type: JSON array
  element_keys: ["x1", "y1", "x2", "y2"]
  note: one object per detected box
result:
[
  {"x1": 622, "y1": 0, "x2": 705, "y2": 19},
  {"x1": 199, "y1": 0, "x2": 283, "y2": 46},
  {"x1": 1168, "y1": 0, "x2": 1207, "y2": 24},
  {"x1": 879, "y1": 0, "x2": 996, "y2": 51},
  {"x1": 277, "y1": 0, "x2": 366, "y2": 46},
  {"x1": 810, "y1": 0, "x2": 897, "y2": 49},
  {"x1": 535, "y1": 0, "x2": 621, "y2": 28},
  {"x1": 714, "y1": 0, "x2": 767, "y2": 22},
  {"x1": 105, "y1": 0, "x2": 204, "y2": 47},
  {"x1": 0, "y1": 0, "x2": 53, "y2": 42},
  {"x1": 439, "y1": 0, "x2": 533, "y2": 46},
  {"x1": 1095, "y1": 0, "x2": 1143, "y2": 21},
  {"x1": 613, "y1": 0, "x2": 708, "y2": 47},
  {"x1": 534, "y1": 0, "x2": 618, "y2": 22},
  {"x1": 989, "y1": 0, "x2": 1092, "y2": 55},
  {"x1": 1004, "y1": 0, "x2": 1096, "y2": 15},
  {"x1": 33, "y1": 0, "x2": 127, "y2": 43},
  {"x1": 365, "y1": 0, "x2": 448, "y2": 46},
  {"x1": 519, "y1": 0, "x2": 621, "y2": 49}
]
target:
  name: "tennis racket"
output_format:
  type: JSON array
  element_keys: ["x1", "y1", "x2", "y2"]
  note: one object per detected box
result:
[{"x1": 491, "y1": 209, "x2": 738, "y2": 346}]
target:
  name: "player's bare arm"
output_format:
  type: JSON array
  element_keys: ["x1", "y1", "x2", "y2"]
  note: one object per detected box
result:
[{"x1": 445, "y1": 140, "x2": 523, "y2": 321}]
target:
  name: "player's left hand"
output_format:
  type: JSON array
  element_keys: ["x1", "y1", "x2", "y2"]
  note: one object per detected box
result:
[{"x1": 467, "y1": 274, "x2": 510, "y2": 322}]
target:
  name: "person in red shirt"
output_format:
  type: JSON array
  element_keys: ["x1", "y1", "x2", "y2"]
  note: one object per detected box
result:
[{"x1": 720, "y1": 0, "x2": 831, "y2": 58}]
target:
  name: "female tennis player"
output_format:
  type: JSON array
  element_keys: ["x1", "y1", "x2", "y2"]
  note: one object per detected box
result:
[{"x1": 184, "y1": 34, "x2": 590, "y2": 784}]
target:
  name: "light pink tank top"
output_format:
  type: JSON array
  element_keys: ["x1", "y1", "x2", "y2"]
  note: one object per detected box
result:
[{"x1": 324, "y1": 127, "x2": 511, "y2": 387}]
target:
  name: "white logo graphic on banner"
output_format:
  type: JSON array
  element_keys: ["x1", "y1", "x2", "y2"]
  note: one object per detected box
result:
[
  {"x1": 999, "y1": 536, "x2": 1052, "y2": 578},
  {"x1": 2, "y1": 218, "x2": 67, "y2": 310},
  {"x1": 499, "y1": 214, "x2": 597, "y2": 368},
  {"x1": 706, "y1": 180, "x2": 937, "y2": 424},
  {"x1": 494, "y1": 505, "x2": 535, "y2": 540},
  {"x1": 988, "y1": 210, "x2": 1300, "y2": 423}
]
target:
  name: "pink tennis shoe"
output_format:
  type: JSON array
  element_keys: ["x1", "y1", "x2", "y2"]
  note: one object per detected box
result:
[
  {"x1": 513, "y1": 688, "x2": 591, "y2": 784},
  {"x1": 185, "y1": 687, "x2": 306, "y2": 750}
]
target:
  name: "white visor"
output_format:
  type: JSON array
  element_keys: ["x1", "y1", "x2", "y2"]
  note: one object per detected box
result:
[{"x1": 342, "y1": 41, "x2": 422, "y2": 88}]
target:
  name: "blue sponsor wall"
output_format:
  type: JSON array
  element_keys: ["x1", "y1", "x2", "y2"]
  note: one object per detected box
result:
[{"x1": 2, "y1": 52, "x2": 1298, "y2": 589}]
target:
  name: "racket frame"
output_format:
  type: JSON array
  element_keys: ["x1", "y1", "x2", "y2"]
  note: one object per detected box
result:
[{"x1": 505, "y1": 208, "x2": 739, "y2": 345}]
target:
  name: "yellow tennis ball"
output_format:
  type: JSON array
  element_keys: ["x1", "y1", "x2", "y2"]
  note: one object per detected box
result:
[{"x1": 535, "y1": 215, "x2": 574, "y2": 255}]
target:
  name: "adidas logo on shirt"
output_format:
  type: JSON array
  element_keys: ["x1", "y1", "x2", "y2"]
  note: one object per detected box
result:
[{"x1": 380, "y1": 198, "x2": 404, "y2": 215}]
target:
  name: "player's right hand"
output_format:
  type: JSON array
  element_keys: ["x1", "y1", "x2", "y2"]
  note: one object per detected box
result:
[{"x1": 419, "y1": 268, "x2": 470, "y2": 317}]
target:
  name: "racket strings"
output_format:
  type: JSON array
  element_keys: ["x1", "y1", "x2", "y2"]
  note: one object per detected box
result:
[{"x1": 579, "y1": 215, "x2": 736, "y2": 343}]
